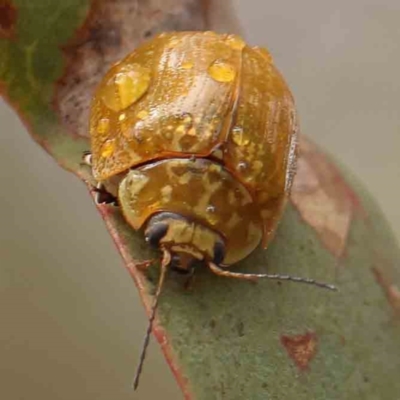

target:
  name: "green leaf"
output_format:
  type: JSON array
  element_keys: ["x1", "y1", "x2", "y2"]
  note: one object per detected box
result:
[{"x1": 1, "y1": 1, "x2": 399, "y2": 399}]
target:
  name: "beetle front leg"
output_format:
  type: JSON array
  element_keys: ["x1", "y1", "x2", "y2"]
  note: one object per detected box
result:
[
  {"x1": 81, "y1": 151, "x2": 119, "y2": 206},
  {"x1": 91, "y1": 183, "x2": 119, "y2": 206},
  {"x1": 184, "y1": 269, "x2": 196, "y2": 291},
  {"x1": 134, "y1": 259, "x2": 155, "y2": 271}
]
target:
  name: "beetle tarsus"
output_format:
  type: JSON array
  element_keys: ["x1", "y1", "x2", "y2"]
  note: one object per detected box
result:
[{"x1": 134, "y1": 259, "x2": 155, "y2": 272}]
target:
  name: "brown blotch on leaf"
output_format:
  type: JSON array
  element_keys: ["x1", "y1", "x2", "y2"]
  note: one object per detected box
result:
[
  {"x1": 54, "y1": 0, "x2": 206, "y2": 138},
  {"x1": 291, "y1": 136, "x2": 364, "y2": 259},
  {"x1": 372, "y1": 266, "x2": 400, "y2": 319},
  {"x1": 281, "y1": 331, "x2": 318, "y2": 371},
  {"x1": 0, "y1": 0, "x2": 17, "y2": 39}
]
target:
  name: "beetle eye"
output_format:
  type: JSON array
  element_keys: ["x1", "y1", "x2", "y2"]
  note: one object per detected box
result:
[
  {"x1": 145, "y1": 223, "x2": 168, "y2": 247},
  {"x1": 213, "y1": 241, "x2": 226, "y2": 265}
]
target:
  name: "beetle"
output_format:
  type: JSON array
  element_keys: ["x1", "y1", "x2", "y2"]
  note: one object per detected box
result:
[{"x1": 83, "y1": 31, "x2": 336, "y2": 388}]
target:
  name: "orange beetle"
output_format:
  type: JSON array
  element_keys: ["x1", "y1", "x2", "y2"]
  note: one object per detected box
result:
[
  {"x1": 85, "y1": 31, "x2": 335, "y2": 388},
  {"x1": 89, "y1": 31, "x2": 300, "y2": 268}
]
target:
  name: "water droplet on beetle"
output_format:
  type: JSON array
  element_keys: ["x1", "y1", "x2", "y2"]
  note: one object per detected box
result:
[
  {"x1": 101, "y1": 64, "x2": 151, "y2": 112},
  {"x1": 253, "y1": 46, "x2": 273, "y2": 63},
  {"x1": 182, "y1": 113, "x2": 193, "y2": 126},
  {"x1": 181, "y1": 60, "x2": 194, "y2": 70},
  {"x1": 208, "y1": 60, "x2": 236, "y2": 83},
  {"x1": 231, "y1": 126, "x2": 249, "y2": 146},
  {"x1": 137, "y1": 110, "x2": 149, "y2": 120},
  {"x1": 97, "y1": 118, "x2": 110, "y2": 134},
  {"x1": 167, "y1": 36, "x2": 180, "y2": 48},
  {"x1": 225, "y1": 34, "x2": 246, "y2": 50},
  {"x1": 237, "y1": 161, "x2": 248, "y2": 171},
  {"x1": 206, "y1": 205, "x2": 218, "y2": 225},
  {"x1": 164, "y1": 131, "x2": 172, "y2": 140},
  {"x1": 174, "y1": 113, "x2": 194, "y2": 136},
  {"x1": 100, "y1": 139, "x2": 115, "y2": 158},
  {"x1": 175, "y1": 125, "x2": 186, "y2": 134}
]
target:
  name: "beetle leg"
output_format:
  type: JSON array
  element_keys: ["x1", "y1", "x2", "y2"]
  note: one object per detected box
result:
[
  {"x1": 183, "y1": 268, "x2": 196, "y2": 291},
  {"x1": 134, "y1": 259, "x2": 155, "y2": 272},
  {"x1": 79, "y1": 152, "x2": 117, "y2": 205},
  {"x1": 80, "y1": 152, "x2": 118, "y2": 206},
  {"x1": 92, "y1": 183, "x2": 119, "y2": 206}
]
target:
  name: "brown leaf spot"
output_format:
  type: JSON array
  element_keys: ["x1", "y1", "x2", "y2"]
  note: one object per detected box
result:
[
  {"x1": 372, "y1": 266, "x2": 400, "y2": 318},
  {"x1": 54, "y1": 0, "x2": 205, "y2": 138},
  {"x1": 291, "y1": 136, "x2": 363, "y2": 258},
  {"x1": 281, "y1": 331, "x2": 318, "y2": 371},
  {"x1": 0, "y1": 0, "x2": 17, "y2": 39}
]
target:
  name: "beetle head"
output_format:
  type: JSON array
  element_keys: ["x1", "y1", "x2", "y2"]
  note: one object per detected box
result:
[{"x1": 144, "y1": 212, "x2": 226, "y2": 273}]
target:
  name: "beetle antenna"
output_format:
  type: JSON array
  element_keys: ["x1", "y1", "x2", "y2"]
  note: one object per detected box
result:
[
  {"x1": 208, "y1": 262, "x2": 337, "y2": 291},
  {"x1": 132, "y1": 249, "x2": 171, "y2": 390}
]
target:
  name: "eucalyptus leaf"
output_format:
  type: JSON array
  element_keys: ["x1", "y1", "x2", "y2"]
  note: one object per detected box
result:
[{"x1": 1, "y1": 1, "x2": 399, "y2": 399}]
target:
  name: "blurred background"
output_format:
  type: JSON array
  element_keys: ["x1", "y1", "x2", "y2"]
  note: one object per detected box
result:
[{"x1": 1, "y1": 1, "x2": 399, "y2": 399}]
